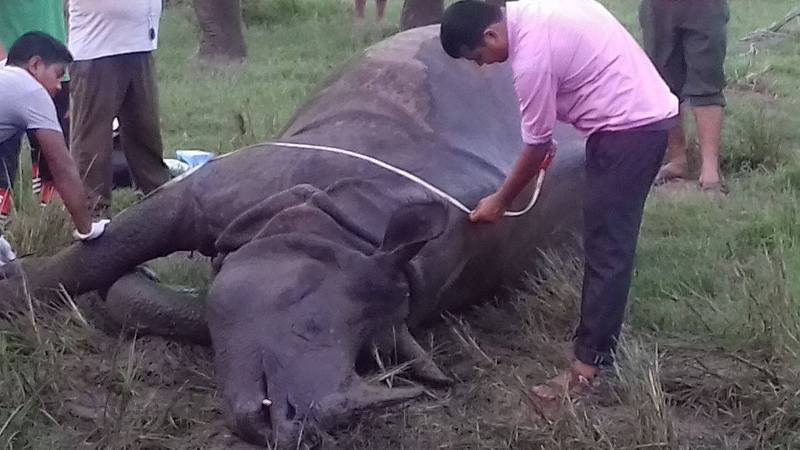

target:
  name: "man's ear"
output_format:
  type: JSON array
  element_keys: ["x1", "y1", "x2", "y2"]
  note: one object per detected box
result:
[
  {"x1": 486, "y1": 26, "x2": 500, "y2": 41},
  {"x1": 25, "y1": 55, "x2": 43, "y2": 73},
  {"x1": 377, "y1": 201, "x2": 448, "y2": 267}
]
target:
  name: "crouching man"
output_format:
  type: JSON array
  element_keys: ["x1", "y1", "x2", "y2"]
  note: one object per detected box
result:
[{"x1": 0, "y1": 32, "x2": 108, "y2": 266}]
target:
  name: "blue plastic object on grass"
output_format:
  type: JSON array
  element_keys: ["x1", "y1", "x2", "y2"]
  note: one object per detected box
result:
[{"x1": 176, "y1": 150, "x2": 214, "y2": 168}]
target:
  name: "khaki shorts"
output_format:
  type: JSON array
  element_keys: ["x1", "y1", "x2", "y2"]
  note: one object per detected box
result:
[{"x1": 639, "y1": 0, "x2": 729, "y2": 107}]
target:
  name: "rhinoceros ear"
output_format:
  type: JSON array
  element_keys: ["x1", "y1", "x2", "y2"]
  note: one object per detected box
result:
[{"x1": 378, "y1": 201, "x2": 447, "y2": 264}]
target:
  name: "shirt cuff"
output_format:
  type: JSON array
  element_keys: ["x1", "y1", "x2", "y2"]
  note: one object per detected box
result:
[
  {"x1": 27, "y1": 124, "x2": 64, "y2": 134},
  {"x1": 521, "y1": 129, "x2": 553, "y2": 146}
]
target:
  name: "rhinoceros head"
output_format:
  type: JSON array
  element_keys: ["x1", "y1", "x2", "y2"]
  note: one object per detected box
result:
[{"x1": 206, "y1": 197, "x2": 448, "y2": 444}]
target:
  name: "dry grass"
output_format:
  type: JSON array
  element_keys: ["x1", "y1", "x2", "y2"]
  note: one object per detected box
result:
[{"x1": 2, "y1": 248, "x2": 800, "y2": 448}]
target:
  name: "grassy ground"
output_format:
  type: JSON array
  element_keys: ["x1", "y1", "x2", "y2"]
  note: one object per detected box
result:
[{"x1": 2, "y1": 0, "x2": 800, "y2": 448}]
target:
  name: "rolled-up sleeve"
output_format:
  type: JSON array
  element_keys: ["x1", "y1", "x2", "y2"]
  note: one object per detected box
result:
[{"x1": 513, "y1": 67, "x2": 557, "y2": 145}]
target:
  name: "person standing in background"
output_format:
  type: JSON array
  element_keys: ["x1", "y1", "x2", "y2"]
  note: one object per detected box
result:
[
  {"x1": 0, "y1": 0, "x2": 70, "y2": 207},
  {"x1": 355, "y1": 0, "x2": 388, "y2": 22},
  {"x1": 639, "y1": 0, "x2": 729, "y2": 195},
  {"x1": 68, "y1": 0, "x2": 171, "y2": 217}
]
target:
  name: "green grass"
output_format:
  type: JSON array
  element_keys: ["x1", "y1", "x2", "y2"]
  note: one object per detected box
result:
[
  {"x1": 156, "y1": 0, "x2": 397, "y2": 156},
  {"x1": 2, "y1": 0, "x2": 800, "y2": 448}
]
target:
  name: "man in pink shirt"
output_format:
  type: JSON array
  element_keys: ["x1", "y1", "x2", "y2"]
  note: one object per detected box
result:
[{"x1": 441, "y1": 0, "x2": 679, "y2": 401}]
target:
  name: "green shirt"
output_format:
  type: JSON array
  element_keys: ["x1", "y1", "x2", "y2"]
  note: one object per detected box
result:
[
  {"x1": 0, "y1": 0, "x2": 67, "y2": 49},
  {"x1": 0, "y1": 0, "x2": 68, "y2": 80}
]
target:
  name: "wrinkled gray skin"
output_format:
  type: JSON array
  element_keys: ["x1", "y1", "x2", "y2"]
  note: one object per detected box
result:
[{"x1": 0, "y1": 27, "x2": 584, "y2": 445}]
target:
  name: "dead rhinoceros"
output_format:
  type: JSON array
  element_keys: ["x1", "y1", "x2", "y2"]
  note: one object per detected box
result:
[{"x1": 1, "y1": 26, "x2": 584, "y2": 444}]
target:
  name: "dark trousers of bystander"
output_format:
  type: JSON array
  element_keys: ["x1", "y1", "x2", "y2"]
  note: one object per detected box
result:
[
  {"x1": 0, "y1": 133, "x2": 22, "y2": 228},
  {"x1": 639, "y1": 0, "x2": 729, "y2": 107},
  {"x1": 70, "y1": 51, "x2": 170, "y2": 216},
  {"x1": 572, "y1": 119, "x2": 673, "y2": 366}
]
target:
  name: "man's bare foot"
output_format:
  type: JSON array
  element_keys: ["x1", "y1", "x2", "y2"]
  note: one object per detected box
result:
[
  {"x1": 699, "y1": 180, "x2": 728, "y2": 199},
  {"x1": 698, "y1": 169, "x2": 721, "y2": 188},
  {"x1": 528, "y1": 360, "x2": 598, "y2": 403},
  {"x1": 654, "y1": 160, "x2": 688, "y2": 185}
]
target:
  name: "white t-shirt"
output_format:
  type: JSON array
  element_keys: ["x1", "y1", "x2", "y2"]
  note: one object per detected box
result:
[
  {"x1": 68, "y1": 0, "x2": 162, "y2": 61},
  {"x1": 0, "y1": 65, "x2": 61, "y2": 144}
]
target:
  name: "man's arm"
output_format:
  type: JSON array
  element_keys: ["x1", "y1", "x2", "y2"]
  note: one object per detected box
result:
[
  {"x1": 470, "y1": 65, "x2": 558, "y2": 223},
  {"x1": 496, "y1": 142, "x2": 552, "y2": 205},
  {"x1": 469, "y1": 142, "x2": 552, "y2": 223},
  {"x1": 32, "y1": 129, "x2": 92, "y2": 234}
]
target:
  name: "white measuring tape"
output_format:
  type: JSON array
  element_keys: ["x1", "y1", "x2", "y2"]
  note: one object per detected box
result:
[{"x1": 264, "y1": 141, "x2": 553, "y2": 217}]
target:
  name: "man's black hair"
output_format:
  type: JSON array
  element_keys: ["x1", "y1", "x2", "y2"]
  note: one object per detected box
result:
[
  {"x1": 440, "y1": 0, "x2": 504, "y2": 58},
  {"x1": 6, "y1": 31, "x2": 73, "y2": 67}
]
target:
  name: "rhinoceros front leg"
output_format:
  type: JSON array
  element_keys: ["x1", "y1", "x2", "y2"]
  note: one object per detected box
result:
[{"x1": 97, "y1": 269, "x2": 211, "y2": 345}]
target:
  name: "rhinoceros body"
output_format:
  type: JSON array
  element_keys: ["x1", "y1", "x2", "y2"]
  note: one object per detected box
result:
[{"x1": 1, "y1": 27, "x2": 584, "y2": 444}]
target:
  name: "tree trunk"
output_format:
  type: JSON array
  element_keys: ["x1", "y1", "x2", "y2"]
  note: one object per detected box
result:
[
  {"x1": 192, "y1": 0, "x2": 247, "y2": 65},
  {"x1": 400, "y1": 0, "x2": 444, "y2": 31}
]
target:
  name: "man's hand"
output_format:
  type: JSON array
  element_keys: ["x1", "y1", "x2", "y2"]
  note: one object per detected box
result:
[
  {"x1": 73, "y1": 219, "x2": 110, "y2": 241},
  {"x1": 468, "y1": 142, "x2": 554, "y2": 224},
  {"x1": 0, "y1": 236, "x2": 17, "y2": 266},
  {"x1": 469, "y1": 193, "x2": 508, "y2": 223}
]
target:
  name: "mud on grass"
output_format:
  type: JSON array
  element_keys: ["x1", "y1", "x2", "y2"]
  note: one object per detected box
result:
[{"x1": 3, "y1": 253, "x2": 798, "y2": 449}]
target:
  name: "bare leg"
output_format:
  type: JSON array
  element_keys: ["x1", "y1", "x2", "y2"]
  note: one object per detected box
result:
[
  {"x1": 693, "y1": 105, "x2": 724, "y2": 188},
  {"x1": 376, "y1": 0, "x2": 388, "y2": 21},
  {"x1": 355, "y1": 0, "x2": 367, "y2": 18},
  {"x1": 655, "y1": 109, "x2": 689, "y2": 183}
]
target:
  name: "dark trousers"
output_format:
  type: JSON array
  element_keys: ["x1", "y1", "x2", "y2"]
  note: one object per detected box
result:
[
  {"x1": 0, "y1": 133, "x2": 23, "y2": 191},
  {"x1": 573, "y1": 124, "x2": 668, "y2": 366},
  {"x1": 70, "y1": 51, "x2": 170, "y2": 215},
  {"x1": 0, "y1": 133, "x2": 23, "y2": 228},
  {"x1": 639, "y1": 0, "x2": 729, "y2": 107}
]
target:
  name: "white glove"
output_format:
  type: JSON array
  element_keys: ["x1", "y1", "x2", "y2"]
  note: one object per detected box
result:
[
  {"x1": 73, "y1": 219, "x2": 110, "y2": 241},
  {"x1": 0, "y1": 236, "x2": 17, "y2": 267}
]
